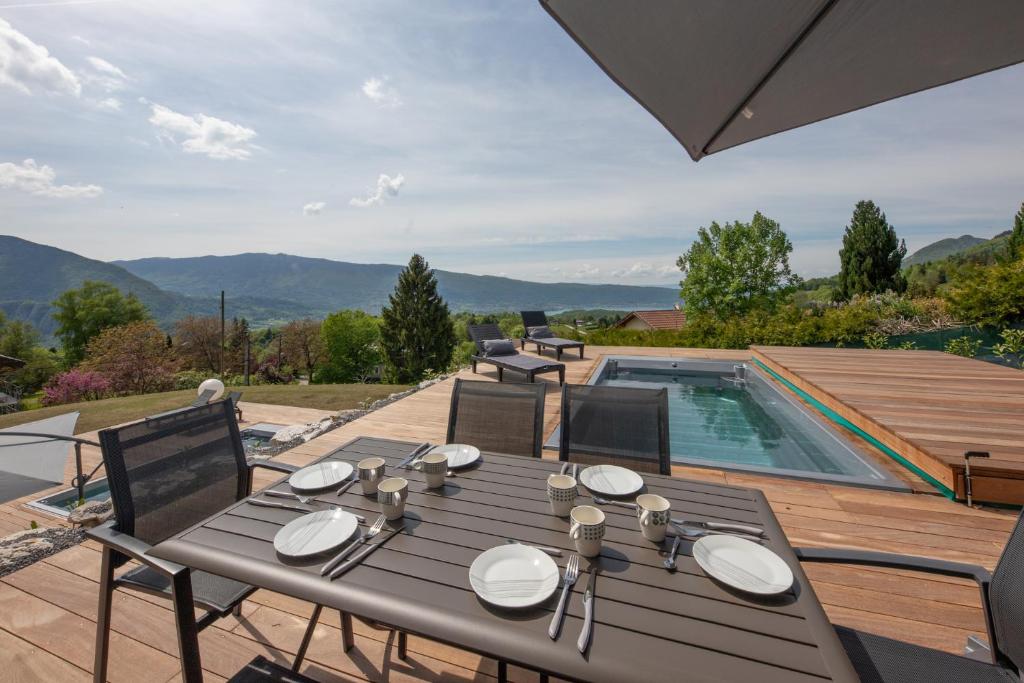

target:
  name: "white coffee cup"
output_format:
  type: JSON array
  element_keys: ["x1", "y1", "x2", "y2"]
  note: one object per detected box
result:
[
  {"x1": 413, "y1": 452, "x2": 448, "y2": 489},
  {"x1": 635, "y1": 493, "x2": 671, "y2": 542},
  {"x1": 357, "y1": 457, "x2": 386, "y2": 495},
  {"x1": 377, "y1": 477, "x2": 409, "y2": 520},
  {"x1": 569, "y1": 505, "x2": 606, "y2": 558},
  {"x1": 547, "y1": 474, "x2": 578, "y2": 517}
]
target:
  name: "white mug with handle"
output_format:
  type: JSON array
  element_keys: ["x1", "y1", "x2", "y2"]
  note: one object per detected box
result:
[
  {"x1": 569, "y1": 505, "x2": 605, "y2": 558},
  {"x1": 357, "y1": 457, "x2": 386, "y2": 495},
  {"x1": 377, "y1": 477, "x2": 409, "y2": 520},
  {"x1": 635, "y1": 493, "x2": 671, "y2": 542}
]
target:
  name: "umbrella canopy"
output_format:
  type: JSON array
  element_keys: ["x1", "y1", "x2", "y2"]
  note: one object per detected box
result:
[
  {"x1": 0, "y1": 412, "x2": 80, "y2": 495},
  {"x1": 541, "y1": 0, "x2": 1024, "y2": 160}
]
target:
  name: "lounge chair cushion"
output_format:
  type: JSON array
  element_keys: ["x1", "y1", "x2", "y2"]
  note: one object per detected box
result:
[
  {"x1": 527, "y1": 325, "x2": 554, "y2": 338},
  {"x1": 482, "y1": 339, "x2": 516, "y2": 356}
]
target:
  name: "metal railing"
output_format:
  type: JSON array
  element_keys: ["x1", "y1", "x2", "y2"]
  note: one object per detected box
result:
[{"x1": 0, "y1": 432, "x2": 103, "y2": 501}]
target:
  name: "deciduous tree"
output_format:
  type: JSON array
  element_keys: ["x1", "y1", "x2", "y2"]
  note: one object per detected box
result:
[
  {"x1": 52, "y1": 281, "x2": 149, "y2": 365},
  {"x1": 380, "y1": 255, "x2": 456, "y2": 383},
  {"x1": 837, "y1": 201, "x2": 907, "y2": 300},
  {"x1": 677, "y1": 211, "x2": 799, "y2": 317},
  {"x1": 174, "y1": 315, "x2": 221, "y2": 373},
  {"x1": 81, "y1": 320, "x2": 178, "y2": 395},
  {"x1": 317, "y1": 311, "x2": 380, "y2": 383},
  {"x1": 281, "y1": 318, "x2": 325, "y2": 379}
]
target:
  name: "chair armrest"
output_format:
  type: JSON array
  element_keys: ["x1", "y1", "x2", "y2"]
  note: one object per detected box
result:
[
  {"x1": 85, "y1": 521, "x2": 186, "y2": 576},
  {"x1": 792, "y1": 547, "x2": 992, "y2": 583},
  {"x1": 247, "y1": 458, "x2": 299, "y2": 474}
]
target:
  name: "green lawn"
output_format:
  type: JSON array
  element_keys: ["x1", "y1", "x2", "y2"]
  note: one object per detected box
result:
[{"x1": 0, "y1": 384, "x2": 410, "y2": 434}]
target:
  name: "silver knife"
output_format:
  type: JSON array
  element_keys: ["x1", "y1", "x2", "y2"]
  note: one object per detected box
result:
[
  {"x1": 397, "y1": 442, "x2": 431, "y2": 469},
  {"x1": 673, "y1": 518, "x2": 766, "y2": 537},
  {"x1": 329, "y1": 525, "x2": 404, "y2": 579},
  {"x1": 248, "y1": 498, "x2": 311, "y2": 513},
  {"x1": 577, "y1": 567, "x2": 597, "y2": 654},
  {"x1": 505, "y1": 539, "x2": 563, "y2": 557}
]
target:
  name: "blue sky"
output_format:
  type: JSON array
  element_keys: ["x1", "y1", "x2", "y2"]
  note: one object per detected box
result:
[{"x1": 2, "y1": 0, "x2": 1023, "y2": 286}]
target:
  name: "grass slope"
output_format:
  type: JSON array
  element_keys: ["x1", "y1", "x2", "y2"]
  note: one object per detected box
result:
[{"x1": 0, "y1": 384, "x2": 409, "y2": 434}]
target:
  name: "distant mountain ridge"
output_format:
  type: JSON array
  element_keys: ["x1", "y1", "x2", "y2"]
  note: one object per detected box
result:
[
  {"x1": 113, "y1": 253, "x2": 679, "y2": 316},
  {"x1": 904, "y1": 234, "x2": 989, "y2": 267},
  {"x1": 0, "y1": 236, "x2": 678, "y2": 339}
]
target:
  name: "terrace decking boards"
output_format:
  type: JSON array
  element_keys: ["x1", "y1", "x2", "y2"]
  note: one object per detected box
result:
[
  {"x1": 152, "y1": 436, "x2": 858, "y2": 683},
  {"x1": 0, "y1": 345, "x2": 1018, "y2": 682},
  {"x1": 752, "y1": 346, "x2": 1024, "y2": 505}
]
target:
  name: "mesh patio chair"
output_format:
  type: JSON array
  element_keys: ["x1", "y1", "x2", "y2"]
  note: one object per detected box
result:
[
  {"x1": 559, "y1": 384, "x2": 671, "y2": 475},
  {"x1": 793, "y1": 509, "x2": 1024, "y2": 683},
  {"x1": 86, "y1": 401, "x2": 350, "y2": 682},
  {"x1": 447, "y1": 378, "x2": 546, "y2": 458}
]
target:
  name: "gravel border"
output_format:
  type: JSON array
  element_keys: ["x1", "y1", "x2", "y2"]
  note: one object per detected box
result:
[{"x1": 0, "y1": 527, "x2": 85, "y2": 578}]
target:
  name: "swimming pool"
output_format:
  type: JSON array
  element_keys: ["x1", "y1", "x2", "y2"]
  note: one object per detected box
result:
[{"x1": 583, "y1": 357, "x2": 907, "y2": 489}]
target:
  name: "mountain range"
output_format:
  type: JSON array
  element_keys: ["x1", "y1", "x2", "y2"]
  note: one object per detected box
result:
[{"x1": 0, "y1": 236, "x2": 678, "y2": 338}]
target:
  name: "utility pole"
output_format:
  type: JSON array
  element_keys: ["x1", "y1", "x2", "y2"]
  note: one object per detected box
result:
[{"x1": 219, "y1": 290, "x2": 225, "y2": 377}]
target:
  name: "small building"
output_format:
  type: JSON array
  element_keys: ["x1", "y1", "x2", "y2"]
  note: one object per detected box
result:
[{"x1": 614, "y1": 308, "x2": 686, "y2": 331}]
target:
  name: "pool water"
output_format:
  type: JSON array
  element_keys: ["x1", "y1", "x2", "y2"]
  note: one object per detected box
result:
[{"x1": 592, "y1": 358, "x2": 905, "y2": 488}]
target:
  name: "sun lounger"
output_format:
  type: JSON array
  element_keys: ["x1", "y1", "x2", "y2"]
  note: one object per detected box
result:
[
  {"x1": 519, "y1": 311, "x2": 585, "y2": 359},
  {"x1": 467, "y1": 324, "x2": 565, "y2": 385}
]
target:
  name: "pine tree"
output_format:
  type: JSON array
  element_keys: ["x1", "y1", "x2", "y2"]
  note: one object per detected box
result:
[
  {"x1": 836, "y1": 200, "x2": 907, "y2": 300},
  {"x1": 1003, "y1": 201, "x2": 1024, "y2": 263},
  {"x1": 380, "y1": 254, "x2": 456, "y2": 383}
]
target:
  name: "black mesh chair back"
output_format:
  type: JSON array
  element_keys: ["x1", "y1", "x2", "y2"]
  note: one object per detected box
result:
[
  {"x1": 447, "y1": 378, "x2": 546, "y2": 458},
  {"x1": 520, "y1": 311, "x2": 549, "y2": 330},
  {"x1": 467, "y1": 323, "x2": 507, "y2": 353},
  {"x1": 560, "y1": 384, "x2": 671, "y2": 475},
  {"x1": 190, "y1": 388, "x2": 216, "y2": 407},
  {"x1": 99, "y1": 401, "x2": 249, "y2": 567},
  {"x1": 990, "y1": 510, "x2": 1024, "y2": 671}
]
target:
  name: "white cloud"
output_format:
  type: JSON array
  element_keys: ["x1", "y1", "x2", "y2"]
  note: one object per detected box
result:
[
  {"x1": 361, "y1": 76, "x2": 401, "y2": 107},
  {"x1": 0, "y1": 159, "x2": 102, "y2": 198},
  {"x1": 84, "y1": 56, "x2": 128, "y2": 92},
  {"x1": 610, "y1": 262, "x2": 678, "y2": 279},
  {"x1": 571, "y1": 263, "x2": 600, "y2": 279},
  {"x1": 349, "y1": 173, "x2": 405, "y2": 208},
  {"x1": 302, "y1": 201, "x2": 325, "y2": 216},
  {"x1": 92, "y1": 97, "x2": 122, "y2": 112},
  {"x1": 0, "y1": 18, "x2": 80, "y2": 96},
  {"x1": 147, "y1": 103, "x2": 258, "y2": 160},
  {"x1": 71, "y1": 35, "x2": 91, "y2": 47}
]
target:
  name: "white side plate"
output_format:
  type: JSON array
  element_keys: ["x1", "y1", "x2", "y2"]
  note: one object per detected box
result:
[
  {"x1": 430, "y1": 443, "x2": 482, "y2": 469},
  {"x1": 692, "y1": 535, "x2": 793, "y2": 595},
  {"x1": 288, "y1": 461, "x2": 354, "y2": 492},
  {"x1": 468, "y1": 544, "x2": 560, "y2": 609},
  {"x1": 579, "y1": 464, "x2": 644, "y2": 497},
  {"x1": 273, "y1": 509, "x2": 359, "y2": 559}
]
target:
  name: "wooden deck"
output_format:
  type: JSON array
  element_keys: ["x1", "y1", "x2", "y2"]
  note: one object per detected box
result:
[
  {"x1": 753, "y1": 345, "x2": 1024, "y2": 505},
  {"x1": 0, "y1": 345, "x2": 1019, "y2": 682}
]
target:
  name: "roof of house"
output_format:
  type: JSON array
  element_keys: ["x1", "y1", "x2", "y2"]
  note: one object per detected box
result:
[
  {"x1": 0, "y1": 354, "x2": 25, "y2": 370},
  {"x1": 614, "y1": 309, "x2": 686, "y2": 330}
]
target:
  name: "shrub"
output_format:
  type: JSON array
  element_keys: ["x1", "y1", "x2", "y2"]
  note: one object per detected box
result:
[
  {"x1": 173, "y1": 369, "x2": 209, "y2": 390},
  {"x1": 944, "y1": 336, "x2": 982, "y2": 358},
  {"x1": 81, "y1": 321, "x2": 177, "y2": 395},
  {"x1": 42, "y1": 370, "x2": 110, "y2": 406},
  {"x1": 993, "y1": 328, "x2": 1024, "y2": 369}
]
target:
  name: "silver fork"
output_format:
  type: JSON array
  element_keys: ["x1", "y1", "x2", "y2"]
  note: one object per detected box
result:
[
  {"x1": 547, "y1": 553, "x2": 579, "y2": 640},
  {"x1": 320, "y1": 515, "x2": 386, "y2": 576}
]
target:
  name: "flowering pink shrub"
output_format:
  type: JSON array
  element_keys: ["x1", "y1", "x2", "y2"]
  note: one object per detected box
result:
[{"x1": 41, "y1": 370, "x2": 111, "y2": 406}]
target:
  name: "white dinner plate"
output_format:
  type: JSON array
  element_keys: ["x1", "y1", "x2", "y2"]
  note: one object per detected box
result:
[
  {"x1": 288, "y1": 461, "x2": 354, "y2": 492},
  {"x1": 692, "y1": 535, "x2": 793, "y2": 595},
  {"x1": 273, "y1": 508, "x2": 359, "y2": 559},
  {"x1": 429, "y1": 443, "x2": 481, "y2": 469},
  {"x1": 578, "y1": 464, "x2": 644, "y2": 497},
  {"x1": 468, "y1": 544, "x2": 560, "y2": 609}
]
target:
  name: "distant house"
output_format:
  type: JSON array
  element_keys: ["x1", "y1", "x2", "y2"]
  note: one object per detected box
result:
[
  {"x1": 0, "y1": 354, "x2": 25, "y2": 371},
  {"x1": 614, "y1": 308, "x2": 686, "y2": 331}
]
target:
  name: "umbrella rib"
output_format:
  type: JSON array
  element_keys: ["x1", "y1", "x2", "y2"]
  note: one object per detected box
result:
[{"x1": 700, "y1": 0, "x2": 841, "y2": 157}]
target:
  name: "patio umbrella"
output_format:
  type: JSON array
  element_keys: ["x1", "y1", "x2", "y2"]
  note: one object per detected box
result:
[
  {"x1": 540, "y1": 0, "x2": 1024, "y2": 160},
  {"x1": 0, "y1": 412, "x2": 80, "y2": 502}
]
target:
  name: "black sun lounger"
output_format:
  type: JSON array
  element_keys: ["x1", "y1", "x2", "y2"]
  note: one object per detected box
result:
[
  {"x1": 467, "y1": 323, "x2": 565, "y2": 385},
  {"x1": 519, "y1": 311, "x2": 585, "y2": 359}
]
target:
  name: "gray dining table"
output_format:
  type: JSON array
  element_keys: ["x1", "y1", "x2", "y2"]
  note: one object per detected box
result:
[{"x1": 151, "y1": 436, "x2": 857, "y2": 683}]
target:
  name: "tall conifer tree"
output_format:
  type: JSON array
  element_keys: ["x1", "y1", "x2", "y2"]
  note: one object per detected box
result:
[
  {"x1": 380, "y1": 254, "x2": 456, "y2": 383},
  {"x1": 1003, "y1": 201, "x2": 1024, "y2": 263},
  {"x1": 837, "y1": 200, "x2": 907, "y2": 300}
]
